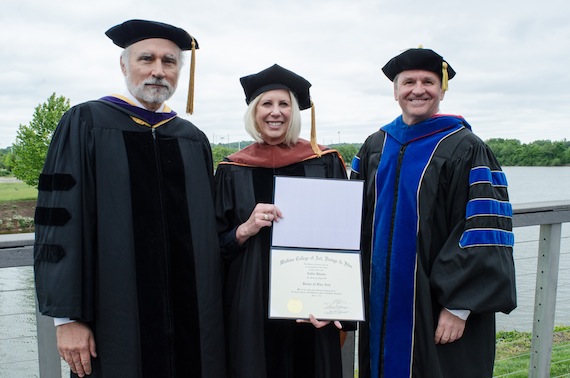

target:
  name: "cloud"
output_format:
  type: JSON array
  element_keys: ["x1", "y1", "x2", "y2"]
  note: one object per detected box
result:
[{"x1": 1, "y1": 0, "x2": 569, "y2": 148}]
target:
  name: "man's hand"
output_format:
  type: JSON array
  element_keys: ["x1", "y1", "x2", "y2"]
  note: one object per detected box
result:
[
  {"x1": 56, "y1": 322, "x2": 97, "y2": 377},
  {"x1": 434, "y1": 308, "x2": 466, "y2": 344}
]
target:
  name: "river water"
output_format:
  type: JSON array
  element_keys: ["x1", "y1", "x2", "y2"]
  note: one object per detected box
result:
[
  {"x1": 495, "y1": 167, "x2": 570, "y2": 331},
  {"x1": 0, "y1": 167, "x2": 568, "y2": 376}
]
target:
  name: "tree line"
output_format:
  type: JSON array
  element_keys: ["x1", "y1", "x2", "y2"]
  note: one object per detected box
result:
[
  {"x1": 485, "y1": 138, "x2": 570, "y2": 166},
  {"x1": 1, "y1": 93, "x2": 568, "y2": 187},
  {"x1": 212, "y1": 139, "x2": 570, "y2": 169}
]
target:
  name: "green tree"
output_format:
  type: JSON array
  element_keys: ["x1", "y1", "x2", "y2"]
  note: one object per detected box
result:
[
  {"x1": 334, "y1": 144, "x2": 359, "y2": 166},
  {"x1": 11, "y1": 93, "x2": 70, "y2": 187},
  {"x1": 0, "y1": 148, "x2": 12, "y2": 176},
  {"x1": 486, "y1": 138, "x2": 521, "y2": 166},
  {"x1": 3, "y1": 150, "x2": 14, "y2": 171},
  {"x1": 0, "y1": 148, "x2": 7, "y2": 169},
  {"x1": 211, "y1": 144, "x2": 238, "y2": 169},
  {"x1": 563, "y1": 140, "x2": 570, "y2": 165},
  {"x1": 485, "y1": 138, "x2": 570, "y2": 166}
]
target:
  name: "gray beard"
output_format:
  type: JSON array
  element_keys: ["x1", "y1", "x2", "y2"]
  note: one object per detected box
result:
[{"x1": 126, "y1": 78, "x2": 176, "y2": 106}]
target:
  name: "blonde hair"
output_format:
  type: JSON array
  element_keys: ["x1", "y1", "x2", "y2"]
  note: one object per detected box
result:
[{"x1": 243, "y1": 90, "x2": 302, "y2": 146}]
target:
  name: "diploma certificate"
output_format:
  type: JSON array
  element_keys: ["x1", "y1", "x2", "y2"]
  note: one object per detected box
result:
[
  {"x1": 269, "y1": 176, "x2": 365, "y2": 321},
  {"x1": 269, "y1": 248, "x2": 364, "y2": 320}
]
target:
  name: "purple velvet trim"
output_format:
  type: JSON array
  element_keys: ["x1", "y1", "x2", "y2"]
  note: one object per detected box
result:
[{"x1": 100, "y1": 96, "x2": 177, "y2": 125}]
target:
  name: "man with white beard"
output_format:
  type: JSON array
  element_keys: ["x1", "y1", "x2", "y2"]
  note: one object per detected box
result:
[{"x1": 34, "y1": 19, "x2": 226, "y2": 378}]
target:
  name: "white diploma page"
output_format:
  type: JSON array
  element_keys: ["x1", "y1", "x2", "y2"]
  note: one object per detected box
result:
[
  {"x1": 271, "y1": 176, "x2": 362, "y2": 250},
  {"x1": 269, "y1": 176, "x2": 365, "y2": 321}
]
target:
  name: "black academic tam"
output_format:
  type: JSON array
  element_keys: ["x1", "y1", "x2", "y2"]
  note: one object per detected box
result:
[{"x1": 105, "y1": 19, "x2": 199, "y2": 50}]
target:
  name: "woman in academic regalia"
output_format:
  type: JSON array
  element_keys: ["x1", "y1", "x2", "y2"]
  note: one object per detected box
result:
[{"x1": 214, "y1": 64, "x2": 348, "y2": 378}]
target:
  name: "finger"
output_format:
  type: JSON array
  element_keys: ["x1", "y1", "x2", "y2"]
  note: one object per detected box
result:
[
  {"x1": 255, "y1": 203, "x2": 274, "y2": 214},
  {"x1": 61, "y1": 353, "x2": 78, "y2": 374},
  {"x1": 269, "y1": 212, "x2": 279, "y2": 222},
  {"x1": 72, "y1": 357, "x2": 86, "y2": 377},
  {"x1": 457, "y1": 327, "x2": 464, "y2": 340},
  {"x1": 439, "y1": 331, "x2": 450, "y2": 344},
  {"x1": 308, "y1": 314, "x2": 320, "y2": 327},
  {"x1": 434, "y1": 326, "x2": 449, "y2": 344},
  {"x1": 79, "y1": 348, "x2": 93, "y2": 375},
  {"x1": 65, "y1": 359, "x2": 78, "y2": 375},
  {"x1": 81, "y1": 357, "x2": 93, "y2": 375},
  {"x1": 334, "y1": 321, "x2": 343, "y2": 329},
  {"x1": 434, "y1": 327, "x2": 442, "y2": 344},
  {"x1": 450, "y1": 328, "x2": 463, "y2": 343},
  {"x1": 273, "y1": 206, "x2": 283, "y2": 219},
  {"x1": 308, "y1": 314, "x2": 331, "y2": 329},
  {"x1": 90, "y1": 337, "x2": 98, "y2": 358}
]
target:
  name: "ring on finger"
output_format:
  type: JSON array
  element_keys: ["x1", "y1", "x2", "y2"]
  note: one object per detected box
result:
[{"x1": 264, "y1": 213, "x2": 269, "y2": 220}]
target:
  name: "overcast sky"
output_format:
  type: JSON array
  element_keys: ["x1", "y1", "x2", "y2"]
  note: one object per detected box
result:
[{"x1": 1, "y1": 0, "x2": 568, "y2": 148}]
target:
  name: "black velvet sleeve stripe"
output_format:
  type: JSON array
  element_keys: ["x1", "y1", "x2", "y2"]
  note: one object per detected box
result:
[
  {"x1": 34, "y1": 207, "x2": 72, "y2": 226},
  {"x1": 465, "y1": 215, "x2": 512, "y2": 231},
  {"x1": 38, "y1": 173, "x2": 76, "y2": 192},
  {"x1": 34, "y1": 243, "x2": 66, "y2": 263},
  {"x1": 468, "y1": 184, "x2": 509, "y2": 201}
]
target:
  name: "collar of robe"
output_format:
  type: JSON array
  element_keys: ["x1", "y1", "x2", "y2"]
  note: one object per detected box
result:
[
  {"x1": 100, "y1": 95, "x2": 177, "y2": 127},
  {"x1": 222, "y1": 138, "x2": 334, "y2": 169},
  {"x1": 382, "y1": 114, "x2": 472, "y2": 145}
]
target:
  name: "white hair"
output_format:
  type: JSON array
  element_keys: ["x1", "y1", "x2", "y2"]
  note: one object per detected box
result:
[{"x1": 120, "y1": 44, "x2": 185, "y2": 71}]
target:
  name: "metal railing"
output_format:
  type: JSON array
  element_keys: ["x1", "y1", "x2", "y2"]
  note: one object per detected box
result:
[
  {"x1": 0, "y1": 200, "x2": 569, "y2": 377},
  {"x1": 512, "y1": 201, "x2": 570, "y2": 377}
]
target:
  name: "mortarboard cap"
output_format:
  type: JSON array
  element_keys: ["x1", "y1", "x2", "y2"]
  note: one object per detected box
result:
[
  {"x1": 105, "y1": 19, "x2": 198, "y2": 50},
  {"x1": 382, "y1": 47, "x2": 456, "y2": 91},
  {"x1": 240, "y1": 64, "x2": 322, "y2": 156},
  {"x1": 105, "y1": 19, "x2": 199, "y2": 115},
  {"x1": 240, "y1": 64, "x2": 312, "y2": 110}
]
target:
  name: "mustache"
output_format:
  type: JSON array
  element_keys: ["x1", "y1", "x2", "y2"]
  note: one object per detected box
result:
[{"x1": 143, "y1": 78, "x2": 172, "y2": 90}]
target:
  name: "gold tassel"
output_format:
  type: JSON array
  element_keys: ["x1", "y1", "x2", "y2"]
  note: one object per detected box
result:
[
  {"x1": 442, "y1": 61, "x2": 449, "y2": 92},
  {"x1": 310, "y1": 102, "x2": 323, "y2": 157},
  {"x1": 186, "y1": 38, "x2": 196, "y2": 115}
]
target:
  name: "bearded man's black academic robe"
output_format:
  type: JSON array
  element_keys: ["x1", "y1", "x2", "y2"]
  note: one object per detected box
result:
[{"x1": 34, "y1": 97, "x2": 226, "y2": 378}]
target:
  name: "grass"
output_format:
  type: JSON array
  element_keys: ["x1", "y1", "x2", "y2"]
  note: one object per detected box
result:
[
  {"x1": 0, "y1": 181, "x2": 37, "y2": 202},
  {"x1": 0, "y1": 179, "x2": 37, "y2": 233},
  {"x1": 494, "y1": 326, "x2": 570, "y2": 377}
]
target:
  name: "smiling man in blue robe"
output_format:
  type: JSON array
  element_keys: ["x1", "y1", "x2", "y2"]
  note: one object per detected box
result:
[{"x1": 351, "y1": 47, "x2": 517, "y2": 378}]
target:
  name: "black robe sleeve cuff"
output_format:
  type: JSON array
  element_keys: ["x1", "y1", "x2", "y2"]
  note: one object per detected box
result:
[{"x1": 219, "y1": 227, "x2": 247, "y2": 258}]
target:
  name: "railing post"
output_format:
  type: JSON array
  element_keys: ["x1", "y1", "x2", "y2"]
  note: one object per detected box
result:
[
  {"x1": 528, "y1": 223, "x2": 562, "y2": 378},
  {"x1": 35, "y1": 298, "x2": 62, "y2": 377},
  {"x1": 341, "y1": 330, "x2": 355, "y2": 378}
]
